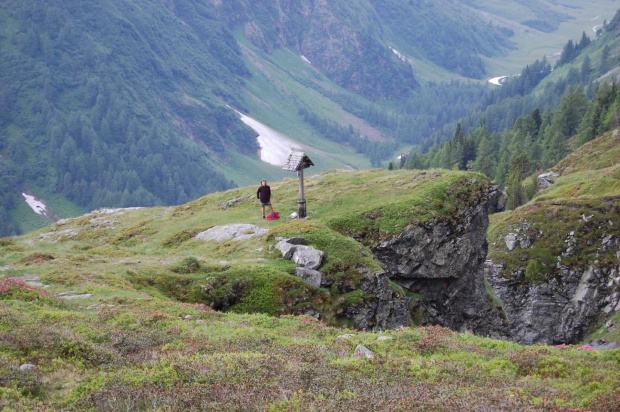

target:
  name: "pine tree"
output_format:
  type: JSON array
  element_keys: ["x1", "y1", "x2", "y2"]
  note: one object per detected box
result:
[{"x1": 506, "y1": 153, "x2": 530, "y2": 210}]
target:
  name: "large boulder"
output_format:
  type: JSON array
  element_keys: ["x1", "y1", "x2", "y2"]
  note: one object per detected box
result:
[{"x1": 275, "y1": 238, "x2": 323, "y2": 269}]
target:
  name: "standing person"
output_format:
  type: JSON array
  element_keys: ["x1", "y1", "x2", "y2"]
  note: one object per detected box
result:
[{"x1": 257, "y1": 179, "x2": 275, "y2": 219}]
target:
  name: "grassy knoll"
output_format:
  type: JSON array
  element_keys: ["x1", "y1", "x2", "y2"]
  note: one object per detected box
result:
[{"x1": 1, "y1": 168, "x2": 619, "y2": 410}]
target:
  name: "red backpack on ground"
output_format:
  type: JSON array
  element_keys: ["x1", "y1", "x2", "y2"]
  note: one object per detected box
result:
[{"x1": 266, "y1": 212, "x2": 279, "y2": 221}]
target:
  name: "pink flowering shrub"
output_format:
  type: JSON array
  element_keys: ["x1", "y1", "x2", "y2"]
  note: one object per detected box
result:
[
  {"x1": 0, "y1": 278, "x2": 63, "y2": 306},
  {"x1": 413, "y1": 325, "x2": 455, "y2": 354}
]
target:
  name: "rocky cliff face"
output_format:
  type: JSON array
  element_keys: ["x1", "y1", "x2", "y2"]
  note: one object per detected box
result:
[
  {"x1": 342, "y1": 269, "x2": 412, "y2": 330},
  {"x1": 485, "y1": 260, "x2": 620, "y2": 344},
  {"x1": 485, "y1": 200, "x2": 620, "y2": 344},
  {"x1": 370, "y1": 184, "x2": 504, "y2": 335}
]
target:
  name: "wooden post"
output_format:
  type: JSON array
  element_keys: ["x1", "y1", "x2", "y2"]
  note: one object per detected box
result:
[
  {"x1": 297, "y1": 166, "x2": 306, "y2": 218},
  {"x1": 282, "y1": 150, "x2": 313, "y2": 219}
]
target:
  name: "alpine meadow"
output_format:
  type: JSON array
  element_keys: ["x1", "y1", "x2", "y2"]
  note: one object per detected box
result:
[{"x1": 1, "y1": 1, "x2": 620, "y2": 411}]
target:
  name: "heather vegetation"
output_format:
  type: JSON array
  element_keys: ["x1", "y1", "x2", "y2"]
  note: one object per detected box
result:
[{"x1": 1, "y1": 169, "x2": 619, "y2": 410}]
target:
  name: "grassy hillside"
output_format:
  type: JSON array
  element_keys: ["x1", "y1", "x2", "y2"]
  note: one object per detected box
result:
[{"x1": 2, "y1": 168, "x2": 620, "y2": 409}]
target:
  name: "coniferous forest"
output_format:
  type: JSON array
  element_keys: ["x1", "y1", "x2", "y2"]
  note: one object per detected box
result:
[{"x1": 398, "y1": 12, "x2": 620, "y2": 211}]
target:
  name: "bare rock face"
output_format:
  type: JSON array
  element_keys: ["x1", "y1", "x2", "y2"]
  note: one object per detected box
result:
[
  {"x1": 485, "y1": 261, "x2": 620, "y2": 344},
  {"x1": 371, "y1": 185, "x2": 504, "y2": 335},
  {"x1": 485, "y1": 199, "x2": 620, "y2": 344},
  {"x1": 343, "y1": 270, "x2": 411, "y2": 331}
]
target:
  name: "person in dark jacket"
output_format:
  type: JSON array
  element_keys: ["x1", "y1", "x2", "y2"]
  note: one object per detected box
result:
[{"x1": 257, "y1": 179, "x2": 275, "y2": 219}]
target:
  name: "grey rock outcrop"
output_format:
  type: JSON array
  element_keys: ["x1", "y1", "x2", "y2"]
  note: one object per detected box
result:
[
  {"x1": 275, "y1": 238, "x2": 323, "y2": 269},
  {"x1": 486, "y1": 261, "x2": 620, "y2": 344},
  {"x1": 194, "y1": 224, "x2": 269, "y2": 242},
  {"x1": 371, "y1": 184, "x2": 503, "y2": 335},
  {"x1": 537, "y1": 172, "x2": 559, "y2": 191},
  {"x1": 485, "y1": 199, "x2": 620, "y2": 344},
  {"x1": 343, "y1": 270, "x2": 411, "y2": 330},
  {"x1": 295, "y1": 267, "x2": 322, "y2": 288}
]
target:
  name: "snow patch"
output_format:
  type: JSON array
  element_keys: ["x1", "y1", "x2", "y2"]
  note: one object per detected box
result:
[
  {"x1": 22, "y1": 193, "x2": 46, "y2": 216},
  {"x1": 237, "y1": 112, "x2": 302, "y2": 166},
  {"x1": 390, "y1": 47, "x2": 407, "y2": 62},
  {"x1": 300, "y1": 55, "x2": 311, "y2": 64},
  {"x1": 488, "y1": 75, "x2": 509, "y2": 86}
]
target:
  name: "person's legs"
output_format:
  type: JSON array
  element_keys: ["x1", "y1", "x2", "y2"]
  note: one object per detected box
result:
[
  {"x1": 269, "y1": 204, "x2": 275, "y2": 214},
  {"x1": 262, "y1": 205, "x2": 266, "y2": 218}
]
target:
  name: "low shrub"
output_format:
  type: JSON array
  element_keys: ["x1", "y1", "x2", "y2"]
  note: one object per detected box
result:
[
  {"x1": 0, "y1": 358, "x2": 43, "y2": 396},
  {"x1": 0, "y1": 278, "x2": 63, "y2": 306}
]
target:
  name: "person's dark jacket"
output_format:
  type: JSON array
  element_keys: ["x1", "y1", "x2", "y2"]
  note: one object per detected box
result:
[{"x1": 257, "y1": 185, "x2": 271, "y2": 203}]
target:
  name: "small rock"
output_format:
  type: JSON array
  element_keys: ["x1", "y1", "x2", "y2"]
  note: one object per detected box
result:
[
  {"x1": 377, "y1": 336, "x2": 393, "y2": 341},
  {"x1": 353, "y1": 344, "x2": 374, "y2": 358},
  {"x1": 304, "y1": 310, "x2": 320, "y2": 319},
  {"x1": 295, "y1": 267, "x2": 322, "y2": 288},
  {"x1": 289, "y1": 212, "x2": 298, "y2": 219},
  {"x1": 60, "y1": 294, "x2": 94, "y2": 300},
  {"x1": 587, "y1": 340, "x2": 620, "y2": 350},
  {"x1": 20, "y1": 364, "x2": 36, "y2": 372},
  {"x1": 519, "y1": 237, "x2": 532, "y2": 249},
  {"x1": 335, "y1": 334, "x2": 355, "y2": 342},
  {"x1": 505, "y1": 233, "x2": 518, "y2": 251},
  {"x1": 184, "y1": 315, "x2": 192, "y2": 319}
]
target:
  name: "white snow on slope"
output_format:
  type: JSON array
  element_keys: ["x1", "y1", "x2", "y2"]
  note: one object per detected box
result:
[
  {"x1": 237, "y1": 113, "x2": 302, "y2": 166},
  {"x1": 489, "y1": 75, "x2": 508, "y2": 86},
  {"x1": 22, "y1": 193, "x2": 47, "y2": 216}
]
